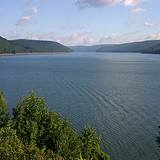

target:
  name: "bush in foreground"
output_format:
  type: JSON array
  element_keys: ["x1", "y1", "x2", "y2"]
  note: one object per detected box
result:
[
  {"x1": 0, "y1": 91, "x2": 110, "y2": 160},
  {"x1": 0, "y1": 91, "x2": 10, "y2": 128}
]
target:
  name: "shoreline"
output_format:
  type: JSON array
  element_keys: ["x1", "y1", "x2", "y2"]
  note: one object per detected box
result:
[
  {"x1": 0, "y1": 52, "x2": 69, "y2": 57},
  {"x1": 0, "y1": 53, "x2": 27, "y2": 57}
]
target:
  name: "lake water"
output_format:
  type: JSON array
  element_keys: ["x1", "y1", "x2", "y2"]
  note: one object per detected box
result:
[{"x1": 0, "y1": 52, "x2": 160, "y2": 160}]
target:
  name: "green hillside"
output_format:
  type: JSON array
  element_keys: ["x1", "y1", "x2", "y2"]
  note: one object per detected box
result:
[
  {"x1": 71, "y1": 40, "x2": 160, "y2": 54},
  {"x1": 11, "y1": 39, "x2": 72, "y2": 53},
  {"x1": 142, "y1": 43, "x2": 160, "y2": 54},
  {"x1": 96, "y1": 40, "x2": 160, "y2": 53},
  {"x1": 0, "y1": 36, "x2": 72, "y2": 54},
  {"x1": 0, "y1": 36, "x2": 24, "y2": 53}
]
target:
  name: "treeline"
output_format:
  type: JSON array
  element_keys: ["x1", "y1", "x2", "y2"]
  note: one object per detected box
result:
[
  {"x1": 0, "y1": 36, "x2": 72, "y2": 54},
  {"x1": 0, "y1": 91, "x2": 110, "y2": 160}
]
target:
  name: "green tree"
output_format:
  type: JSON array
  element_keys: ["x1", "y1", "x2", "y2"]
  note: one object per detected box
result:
[
  {"x1": 11, "y1": 49, "x2": 16, "y2": 54},
  {"x1": 45, "y1": 150, "x2": 64, "y2": 160},
  {"x1": 0, "y1": 91, "x2": 10, "y2": 128},
  {"x1": 13, "y1": 92, "x2": 81, "y2": 159},
  {"x1": 0, "y1": 127, "x2": 63, "y2": 160},
  {"x1": 24, "y1": 144, "x2": 64, "y2": 160},
  {"x1": 80, "y1": 127, "x2": 110, "y2": 160},
  {"x1": 42, "y1": 113, "x2": 81, "y2": 159},
  {"x1": 0, "y1": 91, "x2": 110, "y2": 160},
  {"x1": 0, "y1": 91, "x2": 7, "y2": 111},
  {"x1": 13, "y1": 92, "x2": 48, "y2": 145},
  {"x1": 0, "y1": 127, "x2": 25, "y2": 160}
]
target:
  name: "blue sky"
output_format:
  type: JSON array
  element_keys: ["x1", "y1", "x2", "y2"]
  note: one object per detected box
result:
[{"x1": 0, "y1": 0, "x2": 160, "y2": 45}]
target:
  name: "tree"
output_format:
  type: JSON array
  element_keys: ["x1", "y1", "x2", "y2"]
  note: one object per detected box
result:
[
  {"x1": 80, "y1": 127, "x2": 110, "y2": 160},
  {"x1": 0, "y1": 91, "x2": 7, "y2": 111},
  {"x1": 13, "y1": 92, "x2": 48, "y2": 145},
  {"x1": 24, "y1": 144, "x2": 64, "y2": 160},
  {"x1": 0, "y1": 127, "x2": 25, "y2": 160},
  {"x1": 13, "y1": 92, "x2": 81, "y2": 159},
  {"x1": 0, "y1": 91, "x2": 110, "y2": 160},
  {"x1": 0, "y1": 91, "x2": 10, "y2": 128},
  {"x1": 42, "y1": 113, "x2": 81, "y2": 159},
  {"x1": 11, "y1": 49, "x2": 16, "y2": 54},
  {"x1": 0, "y1": 127, "x2": 63, "y2": 160}
]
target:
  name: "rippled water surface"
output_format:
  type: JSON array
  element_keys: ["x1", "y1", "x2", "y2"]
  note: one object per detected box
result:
[{"x1": 0, "y1": 52, "x2": 160, "y2": 160}]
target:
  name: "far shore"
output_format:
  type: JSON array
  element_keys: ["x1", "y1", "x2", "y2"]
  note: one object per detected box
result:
[
  {"x1": 0, "y1": 52, "x2": 69, "y2": 57},
  {"x1": 0, "y1": 53, "x2": 26, "y2": 57}
]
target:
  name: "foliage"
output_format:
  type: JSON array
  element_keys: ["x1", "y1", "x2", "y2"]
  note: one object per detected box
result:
[
  {"x1": 11, "y1": 39, "x2": 72, "y2": 52},
  {"x1": 0, "y1": 36, "x2": 24, "y2": 53},
  {"x1": 13, "y1": 92, "x2": 48, "y2": 145},
  {"x1": 0, "y1": 127, "x2": 64, "y2": 160},
  {"x1": 0, "y1": 91, "x2": 7, "y2": 111},
  {"x1": 0, "y1": 91, "x2": 110, "y2": 160},
  {"x1": 0, "y1": 127, "x2": 25, "y2": 160},
  {"x1": 0, "y1": 91, "x2": 10, "y2": 128},
  {"x1": 37, "y1": 112, "x2": 81, "y2": 159},
  {"x1": 24, "y1": 144, "x2": 64, "y2": 160},
  {"x1": 13, "y1": 92, "x2": 81, "y2": 159},
  {"x1": 0, "y1": 36, "x2": 71, "y2": 54},
  {"x1": 80, "y1": 127, "x2": 110, "y2": 160}
]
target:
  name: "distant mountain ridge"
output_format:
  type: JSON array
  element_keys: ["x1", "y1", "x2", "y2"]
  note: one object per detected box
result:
[
  {"x1": 142, "y1": 43, "x2": 160, "y2": 54},
  {"x1": 97, "y1": 40, "x2": 160, "y2": 53},
  {"x1": 71, "y1": 40, "x2": 160, "y2": 54},
  {"x1": 0, "y1": 36, "x2": 72, "y2": 54},
  {"x1": 1, "y1": 36, "x2": 160, "y2": 54},
  {"x1": 70, "y1": 45, "x2": 108, "y2": 52}
]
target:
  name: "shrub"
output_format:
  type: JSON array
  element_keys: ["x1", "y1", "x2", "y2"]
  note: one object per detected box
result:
[
  {"x1": 80, "y1": 127, "x2": 110, "y2": 160},
  {"x1": 0, "y1": 91, "x2": 10, "y2": 128},
  {"x1": 0, "y1": 91, "x2": 110, "y2": 160},
  {"x1": 0, "y1": 127, "x2": 25, "y2": 160}
]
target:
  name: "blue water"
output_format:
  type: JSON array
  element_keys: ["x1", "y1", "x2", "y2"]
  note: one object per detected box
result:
[{"x1": 0, "y1": 52, "x2": 160, "y2": 160}]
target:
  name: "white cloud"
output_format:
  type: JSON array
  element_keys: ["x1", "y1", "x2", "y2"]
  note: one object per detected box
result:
[
  {"x1": 57, "y1": 32, "x2": 98, "y2": 45},
  {"x1": 75, "y1": 0, "x2": 142, "y2": 8},
  {"x1": 2, "y1": 31, "x2": 124, "y2": 45},
  {"x1": 4, "y1": 30, "x2": 160, "y2": 46},
  {"x1": 57, "y1": 32, "x2": 160, "y2": 45},
  {"x1": 98, "y1": 33, "x2": 121, "y2": 44},
  {"x1": 123, "y1": 0, "x2": 142, "y2": 6},
  {"x1": 144, "y1": 22, "x2": 154, "y2": 27},
  {"x1": 16, "y1": 6, "x2": 38, "y2": 26},
  {"x1": 31, "y1": 6, "x2": 38, "y2": 15},
  {"x1": 75, "y1": 0, "x2": 120, "y2": 8},
  {"x1": 37, "y1": 32, "x2": 140, "y2": 45},
  {"x1": 2, "y1": 31, "x2": 56, "y2": 41},
  {"x1": 130, "y1": 7, "x2": 145, "y2": 14},
  {"x1": 146, "y1": 33, "x2": 160, "y2": 40},
  {"x1": 16, "y1": 16, "x2": 31, "y2": 26},
  {"x1": 144, "y1": 21, "x2": 160, "y2": 27}
]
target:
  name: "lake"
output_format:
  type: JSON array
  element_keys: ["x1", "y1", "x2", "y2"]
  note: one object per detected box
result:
[{"x1": 0, "y1": 52, "x2": 160, "y2": 160}]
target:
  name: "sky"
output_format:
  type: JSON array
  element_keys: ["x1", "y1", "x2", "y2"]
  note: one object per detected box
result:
[{"x1": 0, "y1": 0, "x2": 160, "y2": 45}]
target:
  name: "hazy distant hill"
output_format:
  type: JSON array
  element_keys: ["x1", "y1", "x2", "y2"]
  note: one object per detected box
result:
[
  {"x1": 71, "y1": 40, "x2": 160, "y2": 54},
  {"x1": 1, "y1": 36, "x2": 160, "y2": 54},
  {"x1": 70, "y1": 45, "x2": 108, "y2": 52},
  {"x1": 97, "y1": 40, "x2": 160, "y2": 53},
  {"x1": 142, "y1": 44, "x2": 160, "y2": 54},
  {"x1": 0, "y1": 36, "x2": 72, "y2": 54}
]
